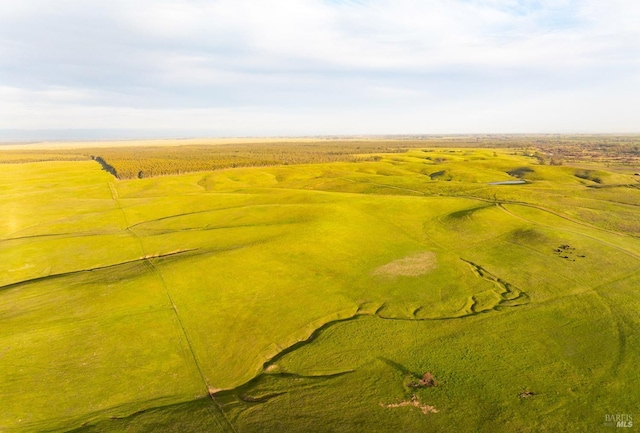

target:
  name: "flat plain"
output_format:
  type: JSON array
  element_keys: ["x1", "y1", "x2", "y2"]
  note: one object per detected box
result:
[{"x1": 1, "y1": 138, "x2": 639, "y2": 432}]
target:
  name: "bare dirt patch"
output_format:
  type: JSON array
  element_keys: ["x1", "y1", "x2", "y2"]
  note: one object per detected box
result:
[
  {"x1": 373, "y1": 252, "x2": 437, "y2": 277},
  {"x1": 380, "y1": 395, "x2": 438, "y2": 415}
]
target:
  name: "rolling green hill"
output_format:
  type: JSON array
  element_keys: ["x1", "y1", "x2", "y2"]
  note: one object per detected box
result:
[{"x1": 1, "y1": 147, "x2": 639, "y2": 432}]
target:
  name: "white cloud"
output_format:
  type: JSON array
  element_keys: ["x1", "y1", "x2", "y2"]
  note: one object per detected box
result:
[{"x1": 0, "y1": 0, "x2": 638, "y2": 135}]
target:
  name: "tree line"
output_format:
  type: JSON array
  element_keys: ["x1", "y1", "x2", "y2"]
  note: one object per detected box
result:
[{"x1": 1, "y1": 136, "x2": 638, "y2": 179}]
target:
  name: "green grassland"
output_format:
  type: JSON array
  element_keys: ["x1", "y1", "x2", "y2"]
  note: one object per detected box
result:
[{"x1": 1, "y1": 143, "x2": 639, "y2": 432}]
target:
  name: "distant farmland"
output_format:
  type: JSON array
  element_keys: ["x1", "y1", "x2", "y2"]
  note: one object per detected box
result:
[{"x1": 1, "y1": 136, "x2": 639, "y2": 432}]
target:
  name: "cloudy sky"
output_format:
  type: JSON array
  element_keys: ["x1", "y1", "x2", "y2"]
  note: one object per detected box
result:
[{"x1": 0, "y1": 0, "x2": 638, "y2": 138}]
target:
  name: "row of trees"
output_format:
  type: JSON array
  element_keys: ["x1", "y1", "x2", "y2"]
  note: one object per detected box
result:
[
  {"x1": 89, "y1": 142, "x2": 417, "y2": 179},
  {"x1": 0, "y1": 151, "x2": 89, "y2": 164},
  {"x1": 93, "y1": 137, "x2": 640, "y2": 179},
  {"x1": 1, "y1": 136, "x2": 638, "y2": 178}
]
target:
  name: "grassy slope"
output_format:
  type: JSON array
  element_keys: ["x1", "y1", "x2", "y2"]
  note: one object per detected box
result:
[{"x1": 1, "y1": 149, "x2": 639, "y2": 432}]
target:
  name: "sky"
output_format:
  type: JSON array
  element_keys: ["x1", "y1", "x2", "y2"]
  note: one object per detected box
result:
[{"x1": 0, "y1": 0, "x2": 639, "y2": 139}]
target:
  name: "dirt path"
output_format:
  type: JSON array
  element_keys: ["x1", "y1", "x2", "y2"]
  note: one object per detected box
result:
[
  {"x1": 497, "y1": 203, "x2": 640, "y2": 262},
  {"x1": 106, "y1": 180, "x2": 238, "y2": 433}
]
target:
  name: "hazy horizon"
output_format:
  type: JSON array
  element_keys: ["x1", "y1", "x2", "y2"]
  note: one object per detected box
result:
[{"x1": 3, "y1": 130, "x2": 640, "y2": 144}]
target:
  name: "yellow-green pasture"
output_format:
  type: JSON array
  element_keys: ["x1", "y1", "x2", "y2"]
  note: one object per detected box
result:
[{"x1": 1, "y1": 148, "x2": 639, "y2": 432}]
